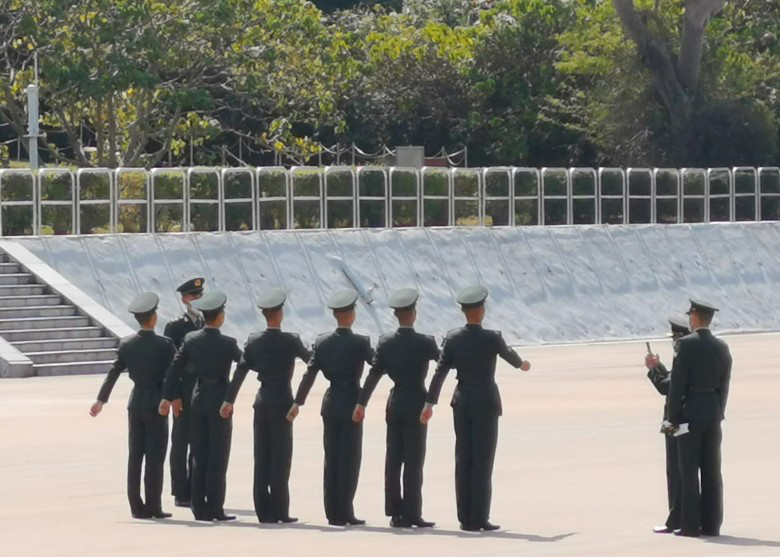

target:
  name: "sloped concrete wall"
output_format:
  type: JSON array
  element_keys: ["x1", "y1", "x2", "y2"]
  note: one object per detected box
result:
[{"x1": 15, "y1": 222, "x2": 780, "y2": 346}]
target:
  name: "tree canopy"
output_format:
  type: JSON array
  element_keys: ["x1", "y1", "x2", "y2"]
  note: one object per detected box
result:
[{"x1": 1, "y1": 0, "x2": 777, "y2": 168}]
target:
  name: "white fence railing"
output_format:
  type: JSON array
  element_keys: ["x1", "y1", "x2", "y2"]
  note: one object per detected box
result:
[{"x1": 0, "y1": 166, "x2": 778, "y2": 235}]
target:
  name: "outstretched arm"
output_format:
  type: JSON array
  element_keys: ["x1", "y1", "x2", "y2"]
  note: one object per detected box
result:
[
  {"x1": 496, "y1": 332, "x2": 528, "y2": 370},
  {"x1": 91, "y1": 351, "x2": 126, "y2": 416}
]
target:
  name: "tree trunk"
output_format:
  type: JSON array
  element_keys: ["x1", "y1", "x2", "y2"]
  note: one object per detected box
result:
[{"x1": 678, "y1": 0, "x2": 727, "y2": 90}]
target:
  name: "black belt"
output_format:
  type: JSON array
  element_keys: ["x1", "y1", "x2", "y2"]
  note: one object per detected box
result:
[{"x1": 689, "y1": 388, "x2": 716, "y2": 393}]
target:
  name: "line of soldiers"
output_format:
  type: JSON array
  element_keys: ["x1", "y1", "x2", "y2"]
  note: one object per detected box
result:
[
  {"x1": 90, "y1": 280, "x2": 531, "y2": 531},
  {"x1": 644, "y1": 299, "x2": 732, "y2": 538}
]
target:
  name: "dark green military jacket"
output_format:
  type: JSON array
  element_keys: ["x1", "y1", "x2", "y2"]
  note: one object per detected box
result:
[
  {"x1": 668, "y1": 329, "x2": 732, "y2": 424},
  {"x1": 224, "y1": 329, "x2": 311, "y2": 407},
  {"x1": 294, "y1": 328, "x2": 373, "y2": 419},
  {"x1": 164, "y1": 313, "x2": 203, "y2": 349},
  {"x1": 426, "y1": 324, "x2": 524, "y2": 415},
  {"x1": 97, "y1": 329, "x2": 176, "y2": 410},
  {"x1": 648, "y1": 362, "x2": 671, "y2": 420},
  {"x1": 358, "y1": 327, "x2": 440, "y2": 416},
  {"x1": 163, "y1": 328, "x2": 242, "y2": 410}
]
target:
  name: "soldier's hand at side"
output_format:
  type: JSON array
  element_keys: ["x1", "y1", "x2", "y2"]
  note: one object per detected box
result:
[
  {"x1": 158, "y1": 400, "x2": 171, "y2": 416},
  {"x1": 89, "y1": 401, "x2": 103, "y2": 417},
  {"x1": 287, "y1": 403, "x2": 300, "y2": 423},
  {"x1": 352, "y1": 404, "x2": 365, "y2": 423},
  {"x1": 420, "y1": 403, "x2": 433, "y2": 425},
  {"x1": 220, "y1": 402, "x2": 233, "y2": 419},
  {"x1": 520, "y1": 360, "x2": 531, "y2": 372},
  {"x1": 645, "y1": 354, "x2": 660, "y2": 369},
  {"x1": 171, "y1": 399, "x2": 183, "y2": 418}
]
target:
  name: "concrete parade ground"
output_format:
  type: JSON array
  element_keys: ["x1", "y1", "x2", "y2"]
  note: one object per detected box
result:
[{"x1": 1, "y1": 333, "x2": 778, "y2": 556}]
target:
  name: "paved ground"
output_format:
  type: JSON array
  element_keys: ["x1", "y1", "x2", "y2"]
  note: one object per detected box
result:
[{"x1": 1, "y1": 333, "x2": 779, "y2": 556}]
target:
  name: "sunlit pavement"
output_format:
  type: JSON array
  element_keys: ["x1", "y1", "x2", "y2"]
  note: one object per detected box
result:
[{"x1": 2, "y1": 333, "x2": 778, "y2": 556}]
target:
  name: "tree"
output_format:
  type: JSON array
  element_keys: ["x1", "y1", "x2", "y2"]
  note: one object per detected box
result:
[
  {"x1": 612, "y1": 0, "x2": 726, "y2": 133},
  {"x1": 557, "y1": 0, "x2": 779, "y2": 166}
]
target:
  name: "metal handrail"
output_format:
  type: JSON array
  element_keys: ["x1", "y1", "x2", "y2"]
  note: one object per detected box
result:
[{"x1": 1, "y1": 166, "x2": 778, "y2": 236}]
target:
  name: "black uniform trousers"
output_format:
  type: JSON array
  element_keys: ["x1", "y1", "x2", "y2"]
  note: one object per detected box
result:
[
  {"x1": 677, "y1": 419, "x2": 723, "y2": 535},
  {"x1": 453, "y1": 405, "x2": 499, "y2": 527},
  {"x1": 253, "y1": 404, "x2": 293, "y2": 521},
  {"x1": 170, "y1": 376, "x2": 195, "y2": 500},
  {"x1": 385, "y1": 412, "x2": 427, "y2": 519},
  {"x1": 664, "y1": 435, "x2": 681, "y2": 529},
  {"x1": 127, "y1": 408, "x2": 168, "y2": 516},
  {"x1": 190, "y1": 402, "x2": 233, "y2": 519},
  {"x1": 323, "y1": 416, "x2": 362, "y2": 522}
]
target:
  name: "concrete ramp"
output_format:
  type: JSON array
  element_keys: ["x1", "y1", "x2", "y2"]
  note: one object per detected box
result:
[{"x1": 12, "y1": 222, "x2": 780, "y2": 346}]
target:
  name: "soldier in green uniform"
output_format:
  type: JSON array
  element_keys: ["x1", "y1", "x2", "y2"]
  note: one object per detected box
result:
[
  {"x1": 645, "y1": 316, "x2": 690, "y2": 534},
  {"x1": 163, "y1": 277, "x2": 205, "y2": 507},
  {"x1": 160, "y1": 291, "x2": 241, "y2": 522},
  {"x1": 353, "y1": 288, "x2": 439, "y2": 528},
  {"x1": 221, "y1": 288, "x2": 311, "y2": 524},
  {"x1": 289, "y1": 289, "x2": 374, "y2": 526},
  {"x1": 667, "y1": 299, "x2": 732, "y2": 537},
  {"x1": 89, "y1": 292, "x2": 175, "y2": 519},
  {"x1": 421, "y1": 285, "x2": 531, "y2": 532}
]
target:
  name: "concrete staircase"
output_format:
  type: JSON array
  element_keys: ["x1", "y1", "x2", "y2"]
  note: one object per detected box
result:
[{"x1": 0, "y1": 250, "x2": 118, "y2": 376}]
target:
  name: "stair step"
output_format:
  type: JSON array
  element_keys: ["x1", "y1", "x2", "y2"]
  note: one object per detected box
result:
[
  {"x1": 0, "y1": 262, "x2": 20, "y2": 274},
  {"x1": 0, "y1": 326, "x2": 105, "y2": 342},
  {"x1": 0, "y1": 315, "x2": 90, "y2": 331},
  {"x1": 0, "y1": 285, "x2": 47, "y2": 296},
  {"x1": 25, "y1": 348, "x2": 118, "y2": 365},
  {"x1": 11, "y1": 337, "x2": 118, "y2": 353},
  {"x1": 0, "y1": 273, "x2": 35, "y2": 285},
  {"x1": 0, "y1": 305, "x2": 77, "y2": 319},
  {"x1": 0, "y1": 295, "x2": 61, "y2": 308},
  {"x1": 34, "y1": 360, "x2": 115, "y2": 377}
]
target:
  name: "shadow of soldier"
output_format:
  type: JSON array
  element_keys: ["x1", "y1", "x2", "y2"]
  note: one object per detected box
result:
[
  {"x1": 703, "y1": 535, "x2": 780, "y2": 548},
  {"x1": 146, "y1": 515, "x2": 577, "y2": 541}
]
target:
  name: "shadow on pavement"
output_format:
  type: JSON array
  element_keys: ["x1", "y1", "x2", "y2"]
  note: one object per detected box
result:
[
  {"x1": 704, "y1": 535, "x2": 780, "y2": 548},
  {"x1": 147, "y1": 514, "x2": 576, "y2": 541}
]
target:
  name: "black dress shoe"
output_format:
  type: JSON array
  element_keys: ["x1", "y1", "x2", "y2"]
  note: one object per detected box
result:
[
  {"x1": 328, "y1": 519, "x2": 347, "y2": 526},
  {"x1": 174, "y1": 499, "x2": 191, "y2": 508},
  {"x1": 212, "y1": 514, "x2": 236, "y2": 521},
  {"x1": 148, "y1": 510, "x2": 172, "y2": 519},
  {"x1": 460, "y1": 523, "x2": 479, "y2": 532},
  {"x1": 673, "y1": 529, "x2": 699, "y2": 538},
  {"x1": 653, "y1": 526, "x2": 674, "y2": 534},
  {"x1": 346, "y1": 517, "x2": 366, "y2": 526},
  {"x1": 409, "y1": 518, "x2": 435, "y2": 528},
  {"x1": 479, "y1": 522, "x2": 501, "y2": 531},
  {"x1": 279, "y1": 516, "x2": 299, "y2": 524},
  {"x1": 194, "y1": 513, "x2": 213, "y2": 522},
  {"x1": 390, "y1": 516, "x2": 411, "y2": 528},
  {"x1": 131, "y1": 510, "x2": 150, "y2": 519}
]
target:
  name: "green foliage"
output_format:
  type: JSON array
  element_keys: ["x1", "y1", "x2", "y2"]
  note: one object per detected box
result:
[
  {"x1": 0, "y1": 0, "x2": 778, "y2": 172},
  {"x1": 557, "y1": 0, "x2": 780, "y2": 166}
]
